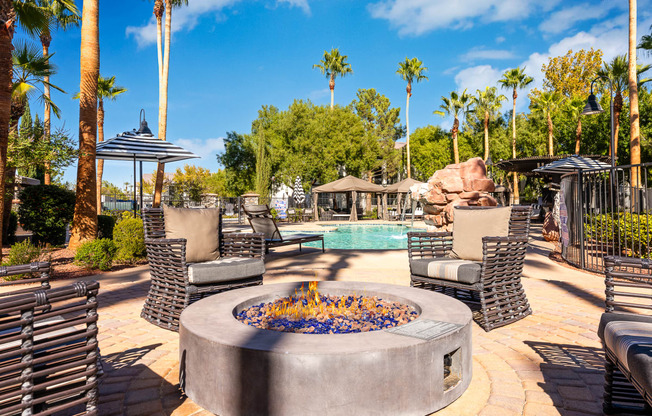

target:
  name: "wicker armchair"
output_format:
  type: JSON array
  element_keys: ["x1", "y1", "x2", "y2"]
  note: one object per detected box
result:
[
  {"x1": 0, "y1": 262, "x2": 51, "y2": 297},
  {"x1": 141, "y1": 208, "x2": 266, "y2": 332},
  {"x1": 599, "y1": 256, "x2": 652, "y2": 414},
  {"x1": 407, "y1": 206, "x2": 532, "y2": 331},
  {"x1": 0, "y1": 274, "x2": 100, "y2": 415}
]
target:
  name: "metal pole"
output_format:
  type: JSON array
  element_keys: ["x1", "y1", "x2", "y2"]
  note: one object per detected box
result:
[
  {"x1": 133, "y1": 155, "x2": 137, "y2": 217},
  {"x1": 609, "y1": 82, "x2": 615, "y2": 168},
  {"x1": 578, "y1": 169, "x2": 585, "y2": 270},
  {"x1": 139, "y1": 160, "x2": 144, "y2": 213}
]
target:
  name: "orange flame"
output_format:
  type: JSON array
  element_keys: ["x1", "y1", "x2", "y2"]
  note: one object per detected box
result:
[{"x1": 266, "y1": 281, "x2": 389, "y2": 322}]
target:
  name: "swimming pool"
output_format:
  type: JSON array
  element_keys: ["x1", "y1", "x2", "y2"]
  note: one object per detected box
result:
[{"x1": 291, "y1": 224, "x2": 411, "y2": 250}]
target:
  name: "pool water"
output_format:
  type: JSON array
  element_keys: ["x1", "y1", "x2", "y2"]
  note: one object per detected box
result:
[{"x1": 293, "y1": 224, "x2": 411, "y2": 250}]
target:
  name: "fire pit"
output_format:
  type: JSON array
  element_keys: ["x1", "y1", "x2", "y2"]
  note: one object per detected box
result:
[{"x1": 179, "y1": 281, "x2": 472, "y2": 415}]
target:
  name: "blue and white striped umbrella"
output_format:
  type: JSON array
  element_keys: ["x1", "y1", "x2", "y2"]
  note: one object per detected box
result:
[
  {"x1": 293, "y1": 176, "x2": 305, "y2": 205},
  {"x1": 96, "y1": 131, "x2": 199, "y2": 163}
]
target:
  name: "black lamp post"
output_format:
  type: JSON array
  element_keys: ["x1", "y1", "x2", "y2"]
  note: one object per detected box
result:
[{"x1": 582, "y1": 77, "x2": 615, "y2": 167}]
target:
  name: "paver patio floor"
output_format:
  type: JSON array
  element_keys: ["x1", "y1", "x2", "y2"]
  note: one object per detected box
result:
[{"x1": 50, "y1": 225, "x2": 619, "y2": 415}]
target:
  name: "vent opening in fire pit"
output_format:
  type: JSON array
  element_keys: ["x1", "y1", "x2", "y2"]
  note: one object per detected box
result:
[{"x1": 236, "y1": 281, "x2": 419, "y2": 333}]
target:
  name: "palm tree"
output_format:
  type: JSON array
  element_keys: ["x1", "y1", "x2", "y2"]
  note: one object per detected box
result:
[
  {"x1": 396, "y1": 57, "x2": 428, "y2": 178},
  {"x1": 474, "y1": 87, "x2": 506, "y2": 161},
  {"x1": 498, "y1": 67, "x2": 533, "y2": 204},
  {"x1": 639, "y1": 25, "x2": 652, "y2": 52},
  {"x1": 530, "y1": 91, "x2": 562, "y2": 155},
  {"x1": 37, "y1": 0, "x2": 79, "y2": 185},
  {"x1": 5, "y1": 42, "x2": 63, "y2": 239},
  {"x1": 434, "y1": 89, "x2": 474, "y2": 164},
  {"x1": 598, "y1": 55, "x2": 651, "y2": 161},
  {"x1": 68, "y1": 0, "x2": 99, "y2": 250},
  {"x1": 0, "y1": 0, "x2": 48, "y2": 259},
  {"x1": 629, "y1": 0, "x2": 641, "y2": 187},
  {"x1": 563, "y1": 96, "x2": 585, "y2": 154},
  {"x1": 152, "y1": 0, "x2": 188, "y2": 208},
  {"x1": 95, "y1": 76, "x2": 126, "y2": 213},
  {"x1": 313, "y1": 48, "x2": 353, "y2": 110}
]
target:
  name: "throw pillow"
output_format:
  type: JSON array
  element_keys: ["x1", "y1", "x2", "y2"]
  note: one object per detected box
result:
[
  {"x1": 164, "y1": 206, "x2": 220, "y2": 263},
  {"x1": 451, "y1": 207, "x2": 511, "y2": 261}
]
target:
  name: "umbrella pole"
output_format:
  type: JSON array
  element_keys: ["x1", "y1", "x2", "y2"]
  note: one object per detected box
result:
[
  {"x1": 140, "y1": 161, "x2": 144, "y2": 213},
  {"x1": 350, "y1": 191, "x2": 357, "y2": 222},
  {"x1": 133, "y1": 155, "x2": 137, "y2": 217}
]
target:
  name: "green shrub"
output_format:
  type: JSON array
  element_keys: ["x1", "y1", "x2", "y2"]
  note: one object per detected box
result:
[
  {"x1": 74, "y1": 239, "x2": 116, "y2": 271},
  {"x1": 585, "y1": 213, "x2": 652, "y2": 258},
  {"x1": 18, "y1": 185, "x2": 75, "y2": 246},
  {"x1": 113, "y1": 216, "x2": 145, "y2": 263},
  {"x1": 98, "y1": 215, "x2": 116, "y2": 240},
  {"x1": 2, "y1": 240, "x2": 41, "y2": 280}
]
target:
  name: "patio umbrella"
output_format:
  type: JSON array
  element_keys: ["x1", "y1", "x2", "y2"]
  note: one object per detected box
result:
[
  {"x1": 96, "y1": 111, "x2": 199, "y2": 215},
  {"x1": 292, "y1": 176, "x2": 305, "y2": 206}
]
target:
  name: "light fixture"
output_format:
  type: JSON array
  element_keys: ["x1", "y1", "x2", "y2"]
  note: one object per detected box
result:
[
  {"x1": 582, "y1": 77, "x2": 614, "y2": 167},
  {"x1": 136, "y1": 109, "x2": 154, "y2": 136}
]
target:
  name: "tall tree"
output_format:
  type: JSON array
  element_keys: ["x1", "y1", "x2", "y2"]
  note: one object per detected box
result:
[
  {"x1": 396, "y1": 57, "x2": 428, "y2": 178},
  {"x1": 152, "y1": 0, "x2": 188, "y2": 208},
  {"x1": 598, "y1": 55, "x2": 628, "y2": 160},
  {"x1": 498, "y1": 67, "x2": 533, "y2": 204},
  {"x1": 312, "y1": 48, "x2": 353, "y2": 110},
  {"x1": 474, "y1": 86, "x2": 506, "y2": 161},
  {"x1": 0, "y1": 1, "x2": 47, "y2": 259},
  {"x1": 530, "y1": 91, "x2": 562, "y2": 155},
  {"x1": 68, "y1": 0, "x2": 98, "y2": 249},
  {"x1": 563, "y1": 96, "x2": 585, "y2": 154},
  {"x1": 95, "y1": 75, "x2": 125, "y2": 213},
  {"x1": 538, "y1": 48, "x2": 603, "y2": 98},
  {"x1": 629, "y1": 0, "x2": 642, "y2": 186},
  {"x1": 37, "y1": 0, "x2": 79, "y2": 185},
  {"x1": 434, "y1": 89, "x2": 473, "y2": 164}
]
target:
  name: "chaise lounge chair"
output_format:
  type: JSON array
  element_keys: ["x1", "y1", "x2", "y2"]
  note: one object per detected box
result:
[{"x1": 243, "y1": 204, "x2": 325, "y2": 254}]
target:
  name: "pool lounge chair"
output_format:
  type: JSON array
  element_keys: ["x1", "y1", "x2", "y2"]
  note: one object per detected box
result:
[{"x1": 243, "y1": 204, "x2": 325, "y2": 254}]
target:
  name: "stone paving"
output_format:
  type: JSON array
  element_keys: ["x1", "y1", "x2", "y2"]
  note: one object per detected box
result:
[{"x1": 47, "y1": 225, "x2": 620, "y2": 415}]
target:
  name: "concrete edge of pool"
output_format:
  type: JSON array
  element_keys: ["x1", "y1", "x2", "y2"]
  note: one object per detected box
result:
[{"x1": 179, "y1": 281, "x2": 473, "y2": 416}]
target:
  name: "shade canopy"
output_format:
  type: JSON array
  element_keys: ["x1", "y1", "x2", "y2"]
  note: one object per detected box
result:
[
  {"x1": 96, "y1": 132, "x2": 199, "y2": 163},
  {"x1": 385, "y1": 178, "x2": 423, "y2": 193},
  {"x1": 533, "y1": 155, "x2": 612, "y2": 175},
  {"x1": 312, "y1": 175, "x2": 385, "y2": 193}
]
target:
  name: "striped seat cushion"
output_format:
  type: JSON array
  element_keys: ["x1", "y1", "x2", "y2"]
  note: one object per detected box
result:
[
  {"x1": 188, "y1": 257, "x2": 265, "y2": 284},
  {"x1": 604, "y1": 320, "x2": 652, "y2": 373},
  {"x1": 410, "y1": 258, "x2": 482, "y2": 284}
]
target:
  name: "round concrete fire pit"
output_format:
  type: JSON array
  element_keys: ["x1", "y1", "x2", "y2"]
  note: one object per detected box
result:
[{"x1": 179, "y1": 281, "x2": 472, "y2": 415}]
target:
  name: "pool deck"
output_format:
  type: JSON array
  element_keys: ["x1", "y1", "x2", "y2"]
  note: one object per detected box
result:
[{"x1": 30, "y1": 223, "x2": 622, "y2": 415}]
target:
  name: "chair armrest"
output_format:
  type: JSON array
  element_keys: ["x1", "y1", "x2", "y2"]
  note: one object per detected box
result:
[
  {"x1": 481, "y1": 236, "x2": 528, "y2": 274},
  {"x1": 0, "y1": 262, "x2": 51, "y2": 296},
  {"x1": 604, "y1": 256, "x2": 652, "y2": 313},
  {"x1": 222, "y1": 233, "x2": 265, "y2": 260},
  {"x1": 144, "y1": 238, "x2": 188, "y2": 267},
  {"x1": 407, "y1": 232, "x2": 453, "y2": 259}
]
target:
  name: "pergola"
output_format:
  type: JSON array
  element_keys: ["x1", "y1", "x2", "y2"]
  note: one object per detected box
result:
[
  {"x1": 384, "y1": 178, "x2": 423, "y2": 216},
  {"x1": 312, "y1": 175, "x2": 386, "y2": 221}
]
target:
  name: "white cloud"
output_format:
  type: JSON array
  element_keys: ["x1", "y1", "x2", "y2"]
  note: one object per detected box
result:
[
  {"x1": 126, "y1": 0, "x2": 310, "y2": 48},
  {"x1": 176, "y1": 137, "x2": 225, "y2": 162},
  {"x1": 309, "y1": 88, "x2": 330, "y2": 101},
  {"x1": 454, "y1": 65, "x2": 503, "y2": 95},
  {"x1": 277, "y1": 0, "x2": 311, "y2": 15},
  {"x1": 495, "y1": 36, "x2": 506, "y2": 44},
  {"x1": 538, "y1": 2, "x2": 624, "y2": 34},
  {"x1": 460, "y1": 47, "x2": 515, "y2": 62},
  {"x1": 367, "y1": 0, "x2": 560, "y2": 36},
  {"x1": 452, "y1": 13, "x2": 652, "y2": 115}
]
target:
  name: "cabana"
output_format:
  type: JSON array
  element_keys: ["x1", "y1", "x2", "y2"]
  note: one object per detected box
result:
[
  {"x1": 312, "y1": 175, "x2": 386, "y2": 221},
  {"x1": 385, "y1": 178, "x2": 423, "y2": 217}
]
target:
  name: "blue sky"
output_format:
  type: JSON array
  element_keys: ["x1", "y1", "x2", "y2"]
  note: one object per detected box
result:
[{"x1": 16, "y1": 0, "x2": 652, "y2": 188}]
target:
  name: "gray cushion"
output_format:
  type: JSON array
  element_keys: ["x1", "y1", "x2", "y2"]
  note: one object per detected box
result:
[
  {"x1": 187, "y1": 257, "x2": 265, "y2": 284},
  {"x1": 603, "y1": 320, "x2": 652, "y2": 372},
  {"x1": 410, "y1": 257, "x2": 482, "y2": 284},
  {"x1": 598, "y1": 312, "x2": 652, "y2": 341},
  {"x1": 627, "y1": 342, "x2": 652, "y2": 397}
]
